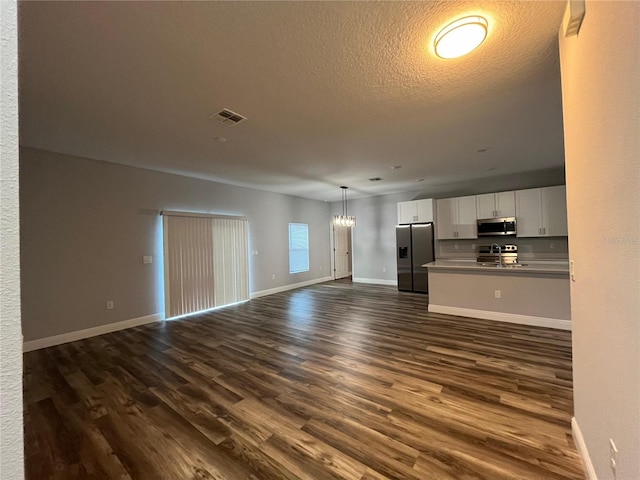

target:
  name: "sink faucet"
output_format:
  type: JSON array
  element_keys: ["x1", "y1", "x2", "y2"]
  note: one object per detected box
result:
[{"x1": 491, "y1": 243, "x2": 502, "y2": 266}]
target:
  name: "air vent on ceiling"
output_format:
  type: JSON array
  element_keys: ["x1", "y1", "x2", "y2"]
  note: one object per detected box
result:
[{"x1": 211, "y1": 108, "x2": 247, "y2": 126}]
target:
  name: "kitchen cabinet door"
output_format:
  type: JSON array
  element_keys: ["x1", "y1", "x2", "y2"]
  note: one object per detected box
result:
[
  {"x1": 542, "y1": 186, "x2": 568, "y2": 236},
  {"x1": 516, "y1": 186, "x2": 568, "y2": 237},
  {"x1": 476, "y1": 193, "x2": 496, "y2": 219},
  {"x1": 398, "y1": 199, "x2": 434, "y2": 224},
  {"x1": 416, "y1": 198, "x2": 434, "y2": 223},
  {"x1": 397, "y1": 201, "x2": 418, "y2": 224},
  {"x1": 495, "y1": 191, "x2": 516, "y2": 217},
  {"x1": 477, "y1": 192, "x2": 515, "y2": 218},
  {"x1": 436, "y1": 196, "x2": 476, "y2": 239},
  {"x1": 436, "y1": 198, "x2": 457, "y2": 239},
  {"x1": 516, "y1": 188, "x2": 544, "y2": 237},
  {"x1": 456, "y1": 195, "x2": 478, "y2": 238}
]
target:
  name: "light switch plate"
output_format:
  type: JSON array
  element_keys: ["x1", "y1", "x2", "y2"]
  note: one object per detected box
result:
[{"x1": 143, "y1": 255, "x2": 153, "y2": 264}]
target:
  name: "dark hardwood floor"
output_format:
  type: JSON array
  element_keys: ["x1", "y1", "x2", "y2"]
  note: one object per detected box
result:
[{"x1": 23, "y1": 281, "x2": 584, "y2": 479}]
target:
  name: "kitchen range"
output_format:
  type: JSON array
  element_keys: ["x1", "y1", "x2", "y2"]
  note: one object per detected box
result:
[{"x1": 476, "y1": 244, "x2": 519, "y2": 265}]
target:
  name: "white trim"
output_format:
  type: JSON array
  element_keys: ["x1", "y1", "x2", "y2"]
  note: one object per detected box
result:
[
  {"x1": 22, "y1": 313, "x2": 163, "y2": 352},
  {"x1": 352, "y1": 277, "x2": 398, "y2": 286},
  {"x1": 427, "y1": 304, "x2": 571, "y2": 330},
  {"x1": 250, "y1": 276, "x2": 332, "y2": 299},
  {"x1": 572, "y1": 417, "x2": 598, "y2": 480}
]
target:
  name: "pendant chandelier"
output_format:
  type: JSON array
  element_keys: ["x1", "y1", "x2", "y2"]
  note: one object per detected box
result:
[{"x1": 333, "y1": 186, "x2": 356, "y2": 227}]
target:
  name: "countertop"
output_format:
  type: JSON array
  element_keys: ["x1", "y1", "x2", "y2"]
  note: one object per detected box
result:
[{"x1": 423, "y1": 259, "x2": 570, "y2": 276}]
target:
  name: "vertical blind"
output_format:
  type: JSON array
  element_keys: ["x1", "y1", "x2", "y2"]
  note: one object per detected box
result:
[{"x1": 162, "y1": 212, "x2": 249, "y2": 319}]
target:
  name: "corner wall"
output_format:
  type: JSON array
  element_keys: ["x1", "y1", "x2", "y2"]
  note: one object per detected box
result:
[
  {"x1": 0, "y1": 0, "x2": 25, "y2": 478},
  {"x1": 20, "y1": 147, "x2": 331, "y2": 342},
  {"x1": 559, "y1": 2, "x2": 640, "y2": 479}
]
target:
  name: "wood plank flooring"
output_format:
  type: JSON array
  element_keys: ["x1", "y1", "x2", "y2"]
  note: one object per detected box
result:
[{"x1": 23, "y1": 281, "x2": 584, "y2": 479}]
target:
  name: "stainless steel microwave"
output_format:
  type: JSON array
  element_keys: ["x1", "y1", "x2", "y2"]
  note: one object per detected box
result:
[{"x1": 477, "y1": 217, "x2": 517, "y2": 236}]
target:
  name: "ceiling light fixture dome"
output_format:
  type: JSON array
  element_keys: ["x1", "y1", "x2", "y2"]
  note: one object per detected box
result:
[{"x1": 434, "y1": 16, "x2": 488, "y2": 59}]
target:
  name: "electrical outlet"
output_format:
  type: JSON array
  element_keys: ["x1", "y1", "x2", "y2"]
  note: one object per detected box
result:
[
  {"x1": 106, "y1": 300, "x2": 114, "y2": 310},
  {"x1": 382, "y1": 266, "x2": 387, "y2": 273},
  {"x1": 142, "y1": 255, "x2": 152, "y2": 264},
  {"x1": 271, "y1": 274, "x2": 276, "y2": 280},
  {"x1": 494, "y1": 290, "x2": 501, "y2": 299},
  {"x1": 550, "y1": 242, "x2": 555, "y2": 249},
  {"x1": 610, "y1": 438, "x2": 618, "y2": 477},
  {"x1": 471, "y1": 243, "x2": 476, "y2": 250},
  {"x1": 454, "y1": 243, "x2": 459, "y2": 250}
]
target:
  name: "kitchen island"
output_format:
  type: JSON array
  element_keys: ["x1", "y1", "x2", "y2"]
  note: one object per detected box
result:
[{"x1": 423, "y1": 259, "x2": 571, "y2": 330}]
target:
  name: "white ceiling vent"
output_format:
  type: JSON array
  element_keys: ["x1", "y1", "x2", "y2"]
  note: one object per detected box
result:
[{"x1": 211, "y1": 108, "x2": 247, "y2": 126}]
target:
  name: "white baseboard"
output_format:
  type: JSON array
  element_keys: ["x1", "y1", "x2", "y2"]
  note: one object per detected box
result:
[
  {"x1": 428, "y1": 304, "x2": 571, "y2": 330},
  {"x1": 352, "y1": 277, "x2": 398, "y2": 286},
  {"x1": 572, "y1": 417, "x2": 597, "y2": 480},
  {"x1": 250, "y1": 276, "x2": 332, "y2": 299},
  {"x1": 23, "y1": 313, "x2": 163, "y2": 352}
]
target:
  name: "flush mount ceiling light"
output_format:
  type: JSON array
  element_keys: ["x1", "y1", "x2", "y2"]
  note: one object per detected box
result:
[
  {"x1": 333, "y1": 186, "x2": 356, "y2": 227},
  {"x1": 434, "y1": 16, "x2": 488, "y2": 59}
]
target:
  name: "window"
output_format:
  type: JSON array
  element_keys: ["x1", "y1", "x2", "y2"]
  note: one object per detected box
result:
[{"x1": 288, "y1": 223, "x2": 309, "y2": 274}]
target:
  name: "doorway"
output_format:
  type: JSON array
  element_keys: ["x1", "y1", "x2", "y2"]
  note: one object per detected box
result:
[{"x1": 332, "y1": 224, "x2": 352, "y2": 280}]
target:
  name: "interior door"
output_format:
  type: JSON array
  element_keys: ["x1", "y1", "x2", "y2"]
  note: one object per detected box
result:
[{"x1": 333, "y1": 225, "x2": 351, "y2": 279}]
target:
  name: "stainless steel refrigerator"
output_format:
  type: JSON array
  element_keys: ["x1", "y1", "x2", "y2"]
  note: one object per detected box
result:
[{"x1": 396, "y1": 223, "x2": 435, "y2": 293}]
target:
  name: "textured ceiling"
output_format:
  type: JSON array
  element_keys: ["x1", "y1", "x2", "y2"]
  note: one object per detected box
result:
[{"x1": 18, "y1": 1, "x2": 567, "y2": 201}]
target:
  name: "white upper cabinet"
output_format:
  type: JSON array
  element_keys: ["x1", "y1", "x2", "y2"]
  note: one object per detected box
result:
[
  {"x1": 476, "y1": 191, "x2": 515, "y2": 219},
  {"x1": 541, "y1": 186, "x2": 568, "y2": 236},
  {"x1": 436, "y1": 195, "x2": 477, "y2": 239},
  {"x1": 397, "y1": 198, "x2": 433, "y2": 224},
  {"x1": 515, "y1": 188, "x2": 542, "y2": 237},
  {"x1": 516, "y1": 185, "x2": 568, "y2": 237},
  {"x1": 435, "y1": 198, "x2": 456, "y2": 239}
]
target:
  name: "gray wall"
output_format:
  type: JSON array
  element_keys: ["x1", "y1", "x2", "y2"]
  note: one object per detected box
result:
[
  {"x1": 1, "y1": 1, "x2": 24, "y2": 478},
  {"x1": 559, "y1": 2, "x2": 640, "y2": 479},
  {"x1": 20, "y1": 147, "x2": 331, "y2": 341}
]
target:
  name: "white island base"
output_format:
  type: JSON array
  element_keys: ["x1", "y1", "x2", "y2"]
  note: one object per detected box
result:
[{"x1": 425, "y1": 260, "x2": 571, "y2": 331}]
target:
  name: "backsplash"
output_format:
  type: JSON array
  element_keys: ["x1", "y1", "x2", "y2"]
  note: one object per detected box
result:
[{"x1": 437, "y1": 236, "x2": 569, "y2": 260}]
